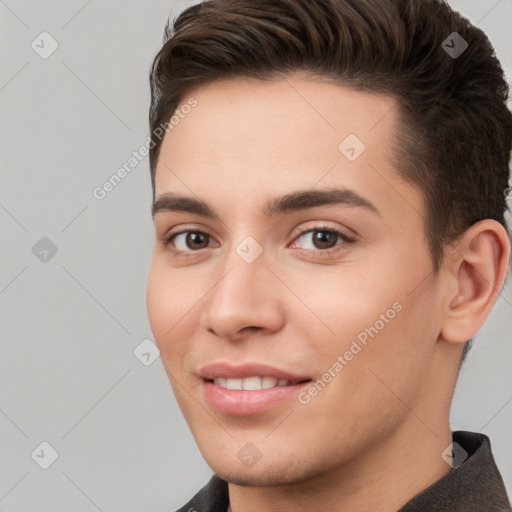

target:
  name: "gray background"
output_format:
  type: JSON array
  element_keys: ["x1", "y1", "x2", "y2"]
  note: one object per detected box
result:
[{"x1": 0, "y1": 1, "x2": 511, "y2": 510}]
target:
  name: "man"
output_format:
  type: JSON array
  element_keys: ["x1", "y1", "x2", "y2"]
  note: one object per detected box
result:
[{"x1": 146, "y1": 0, "x2": 512, "y2": 510}]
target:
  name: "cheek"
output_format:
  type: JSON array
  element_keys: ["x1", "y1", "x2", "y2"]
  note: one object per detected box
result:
[
  {"x1": 289, "y1": 249, "x2": 435, "y2": 373},
  {"x1": 318, "y1": 272, "x2": 439, "y2": 414},
  {"x1": 146, "y1": 260, "x2": 194, "y2": 363},
  {"x1": 146, "y1": 262, "x2": 172, "y2": 341},
  {"x1": 279, "y1": 261, "x2": 401, "y2": 347}
]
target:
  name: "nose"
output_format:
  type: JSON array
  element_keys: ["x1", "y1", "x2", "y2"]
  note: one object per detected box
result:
[{"x1": 199, "y1": 246, "x2": 285, "y2": 342}]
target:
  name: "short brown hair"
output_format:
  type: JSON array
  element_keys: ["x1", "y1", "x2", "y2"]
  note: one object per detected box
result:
[{"x1": 149, "y1": 0, "x2": 512, "y2": 360}]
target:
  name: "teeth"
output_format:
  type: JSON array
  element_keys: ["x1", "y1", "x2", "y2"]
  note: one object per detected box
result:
[
  {"x1": 242, "y1": 376, "x2": 261, "y2": 390},
  {"x1": 216, "y1": 378, "x2": 227, "y2": 388},
  {"x1": 261, "y1": 376, "x2": 278, "y2": 389},
  {"x1": 225, "y1": 378, "x2": 242, "y2": 390},
  {"x1": 213, "y1": 376, "x2": 292, "y2": 390}
]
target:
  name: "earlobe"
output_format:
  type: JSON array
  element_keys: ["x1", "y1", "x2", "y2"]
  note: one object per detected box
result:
[{"x1": 441, "y1": 220, "x2": 510, "y2": 344}]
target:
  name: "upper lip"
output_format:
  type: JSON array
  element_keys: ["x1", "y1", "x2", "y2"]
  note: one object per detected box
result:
[{"x1": 199, "y1": 362, "x2": 311, "y2": 383}]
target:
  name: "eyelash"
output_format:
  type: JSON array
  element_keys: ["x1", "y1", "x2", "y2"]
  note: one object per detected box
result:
[{"x1": 161, "y1": 225, "x2": 355, "y2": 258}]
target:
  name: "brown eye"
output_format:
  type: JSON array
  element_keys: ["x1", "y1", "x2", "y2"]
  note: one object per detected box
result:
[
  {"x1": 187, "y1": 232, "x2": 209, "y2": 249},
  {"x1": 295, "y1": 228, "x2": 346, "y2": 250},
  {"x1": 311, "y1": 230, "x2": 338, "y2": 249},
  {"x1": 171, "y1": 231, "x2": 211, "y2": 251}
]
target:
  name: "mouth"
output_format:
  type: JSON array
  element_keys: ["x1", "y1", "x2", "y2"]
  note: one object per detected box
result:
[
  {"x1": 199, "y1": 363, "x2": 312, "y2": 415},
  {"x1": 208, "y1": 376, "x2": 310, "y2": 390}
]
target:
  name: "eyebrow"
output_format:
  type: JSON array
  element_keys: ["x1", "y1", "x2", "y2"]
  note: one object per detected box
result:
[{"x1": 151, "y1": 187, "x2": 380, "y2": 219}]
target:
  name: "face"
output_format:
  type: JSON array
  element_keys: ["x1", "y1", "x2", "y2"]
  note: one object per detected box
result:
[{"x1": 147, "y1": 73, "x2": 446, "y2": 486}]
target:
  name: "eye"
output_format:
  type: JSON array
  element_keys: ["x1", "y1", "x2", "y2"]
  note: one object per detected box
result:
[
  {"x1": 291, "y1": 226, "x2": 352, "y2": 251},
  {"x1": 161, "y1": 226, "x2": 353, "y2": 256},
  {"x1": 165, "y1": 230, "x2": 215, "y2": 252}
]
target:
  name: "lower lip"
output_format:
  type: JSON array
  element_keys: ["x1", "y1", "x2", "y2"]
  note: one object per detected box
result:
[{"x1": 202, "y1": 380, "x2": 311, "y2": 415}]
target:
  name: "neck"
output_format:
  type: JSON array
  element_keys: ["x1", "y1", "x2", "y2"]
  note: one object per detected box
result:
[{"x1": 227, "y1": 418, "x2": 452, "y2": 512}]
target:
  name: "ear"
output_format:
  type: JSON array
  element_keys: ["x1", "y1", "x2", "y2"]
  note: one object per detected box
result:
[{"x1": 440, "y1": 219, "x2": 510, "y2": 344}]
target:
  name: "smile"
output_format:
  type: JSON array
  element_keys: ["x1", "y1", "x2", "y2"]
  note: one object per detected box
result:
[
  {"x1": 212, "y1": 376, "x2": 301, "y2": 390},
  {"x1": 199, "y1": 362, "x2": 312, "y2": 415}
]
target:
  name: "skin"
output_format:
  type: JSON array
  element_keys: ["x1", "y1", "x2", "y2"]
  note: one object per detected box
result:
[{"x1": 146, "y1": 72, "x2": 510, "y2": 512}]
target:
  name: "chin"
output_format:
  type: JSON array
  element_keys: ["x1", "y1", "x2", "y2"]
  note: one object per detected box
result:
[{"x1": 209, "y1": 457, "x2": 321, "y2": 488}]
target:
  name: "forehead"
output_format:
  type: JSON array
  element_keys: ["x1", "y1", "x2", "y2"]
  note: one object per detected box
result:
[
  {"x1": 154, "y1": 74, "x2": 419, "y2": 220},
  {"x1": 159, "y1": 74, "x2": 396, "y2": 162}
]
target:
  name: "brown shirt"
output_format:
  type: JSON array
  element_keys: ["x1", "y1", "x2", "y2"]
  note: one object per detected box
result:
[{"x1": 176, "y1": 431, "x2": 511, "y2": 512}]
